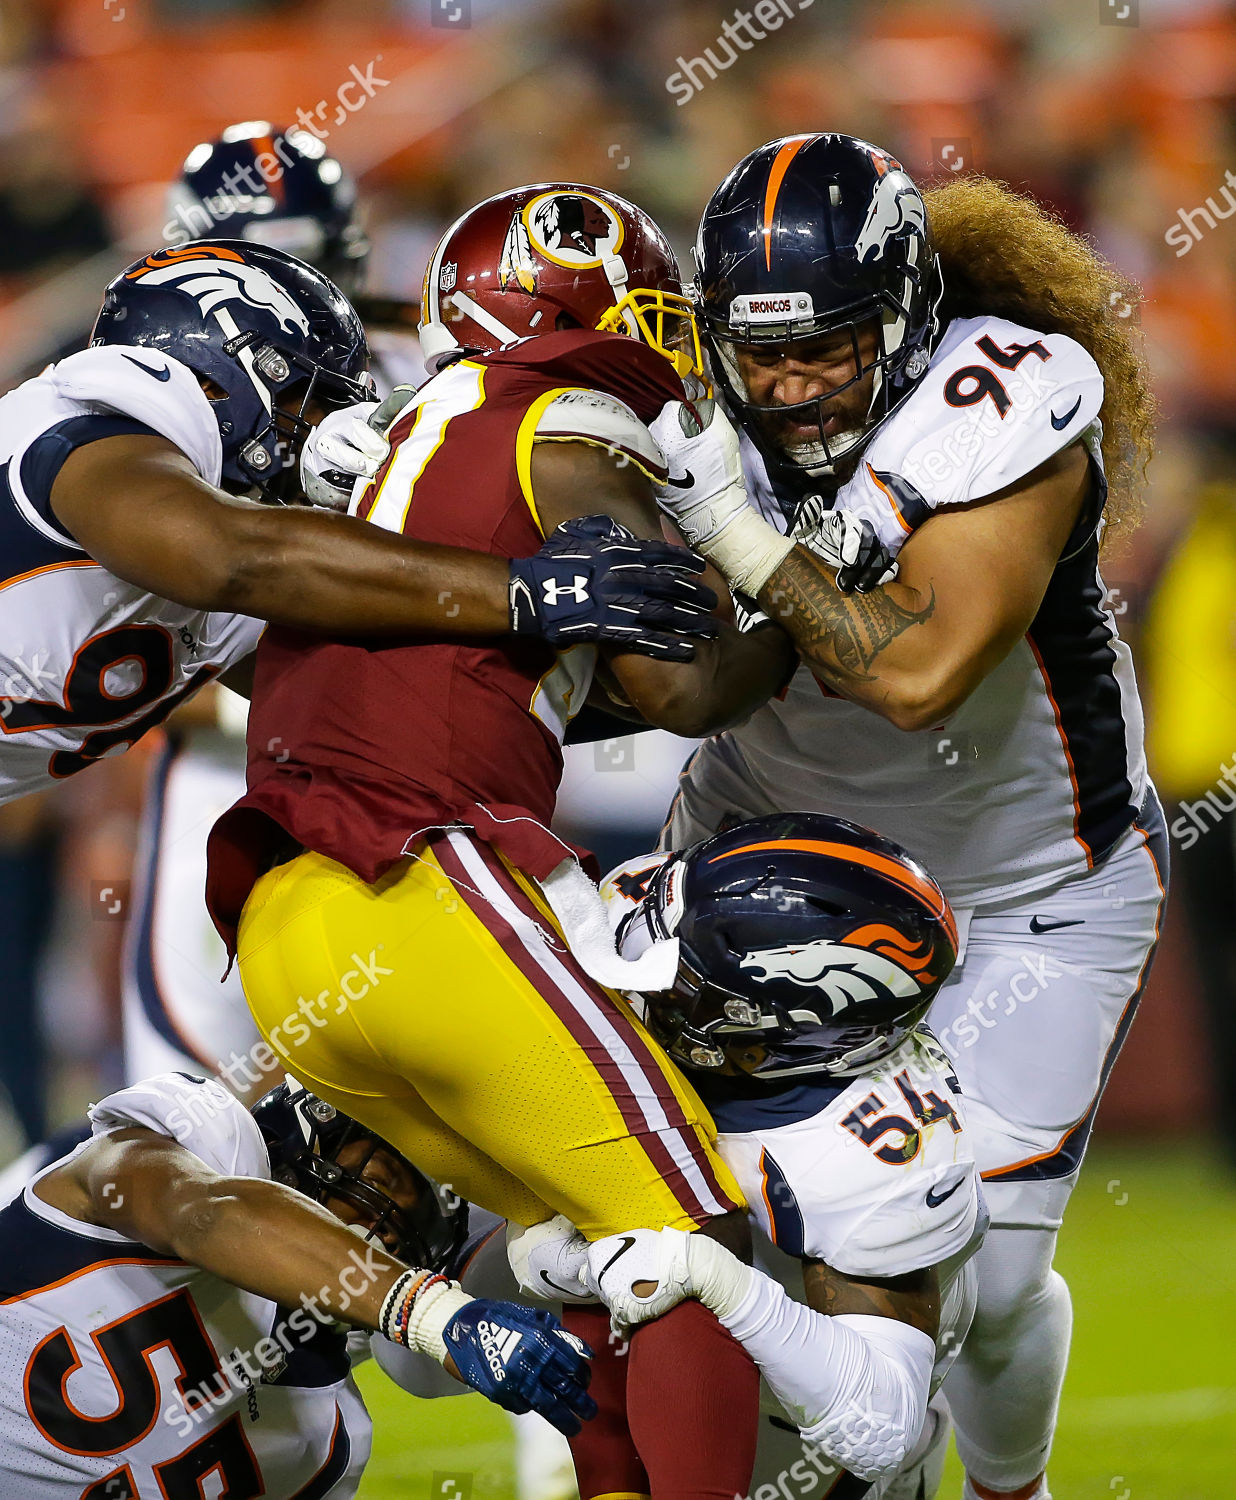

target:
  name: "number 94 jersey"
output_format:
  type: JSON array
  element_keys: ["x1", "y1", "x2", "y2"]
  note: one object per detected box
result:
[{"x1": 0, "y1": 345, "x2": 262, "y2": 802}]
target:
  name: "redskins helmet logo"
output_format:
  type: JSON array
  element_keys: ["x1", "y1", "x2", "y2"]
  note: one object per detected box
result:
[{"x1": 523, "y1": 190, "x2": 624, "y2": 268}]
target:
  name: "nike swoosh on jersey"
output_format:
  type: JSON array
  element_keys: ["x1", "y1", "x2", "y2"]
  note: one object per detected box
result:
[
  {"x1": 1028, "y1": 915, "x2": 1084, "y2": 933},
  {"x1": 925, "y1": 1178, "x2": 964, "y2": 1209},
  {"x1": 121, "y1": 354, "x2": 172, "y2": 381},
  {"x1": 1050, "y1": 396, "x2": 1082, "y2": 430},
  {"x1": 666, "y1": 470, "x2": 696, "y2": 489},
  {"x1": 597, "y1": 1234, "x2": 638, "y2": 1282}
]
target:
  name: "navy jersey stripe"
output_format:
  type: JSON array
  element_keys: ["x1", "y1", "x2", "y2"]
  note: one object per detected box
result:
[
  {"x1": 1026, "y1": 474, "x2": 1137, "y2": 867},
  {"x1": 758, "y1": 1148, "x2": 806, "y2": 1257},
  {"x1": 18, "y1": 415, "x2": 161, "y2": 541},
  {"x1": 985, "y1": 790, "x2": 1168, "y2": 1184},
  {"x1": 0, "y1": 1192, "x2": 181, "y2": 1300},
  {"x1": 290, "y1": 1404, "x2": 353, "y2": 1499},
  {"x1": 128, "y1": 738, "x2": 217, "y2": 1071},
  {"x1": 699, "y1": 1071, "x2": 851, "y2": 1133},
  {"x1": 0, "y1": 415, "x2": 160, "y2": 587}
]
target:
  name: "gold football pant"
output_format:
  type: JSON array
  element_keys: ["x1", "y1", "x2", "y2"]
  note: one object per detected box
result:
[{"x1": 236, "y1": 829, "x2": 744, "y2": 1237}]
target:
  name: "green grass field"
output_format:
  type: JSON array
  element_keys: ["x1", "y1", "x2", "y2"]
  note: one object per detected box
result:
[{"x1": 354, "y1": 1140, "x2": 1236, "y2": 1500}]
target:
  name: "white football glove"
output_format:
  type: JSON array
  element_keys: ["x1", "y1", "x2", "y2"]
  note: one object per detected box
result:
[
  {"x1": 300, "y1": 401, "x2": 389, "y2": 511},
  {"x1": 585, "y1": 1226, "x2": 753, "y2": 1332},
  {"x1": 507, "y1": 1215, "x2": 594, "y2": 1304},
  {"x1": 649, "y1": 399, "x2": 793, "y2": 597},
  {"x1": 799, "y1": 510, "x2": 898, "y2": 592}
]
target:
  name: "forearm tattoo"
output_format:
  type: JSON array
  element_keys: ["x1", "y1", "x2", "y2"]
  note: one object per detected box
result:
[{"x1": 761, "y1": 546, "x2": 935, "y2": 685}]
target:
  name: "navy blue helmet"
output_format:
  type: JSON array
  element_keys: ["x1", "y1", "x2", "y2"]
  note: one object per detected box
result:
[
  {"x1": 694, "y1": 133, "x2": 942, "y2": 481},
  {"x1": 252, "y1": 1078, "x2": 468, "y2": 1271},
  {"x1": 90, "y1": 240, "x2": 373, "y2": 500},
  {"x1": 167, "y1": 123, "x2": 368, "y2": 294},
  {"x1": 637, "y1": 813, "x2": 958, "y2": 1081}
]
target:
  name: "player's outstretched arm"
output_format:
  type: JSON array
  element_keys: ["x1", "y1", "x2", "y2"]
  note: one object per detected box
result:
[
  {"x1": 48, "y1": 1126, "x2": 595, "y2": 1435},
  {"x1": 758, "y1": 443, "x2": 1091, "y2": 729},
  {"x1": 652, "y1": 397, "x2": 1091, "y2": 730},
  {"x1": 530, "y1": 440, "x2": 796, "y2": 738},
  {"x1": 48, "y1": 432, "x2": 713, "y2": 658},
  {"x1": 585, "y1": 1226, "x2": 938, "y2": 1483}
]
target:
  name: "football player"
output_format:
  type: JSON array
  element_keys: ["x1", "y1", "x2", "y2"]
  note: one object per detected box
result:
[
  {"x1": 0, "y1": 1070, "x2": 594, "y2": 1496},
  {"x1": 206, "y1": 182, "x2": 797, "y2": 1500},
  {"x1": 649, "y1": 134, "x2": 1166, "y2": 1500},
  {"x1": 512, "y1": 813, "x2": 984, "y2": 1499},
  {"x1": 0, "y1": 236, "x2": 715, "y2": 807},
  {"x1": 122, "y1": 123, "x2": 426, "y2": 1094}
]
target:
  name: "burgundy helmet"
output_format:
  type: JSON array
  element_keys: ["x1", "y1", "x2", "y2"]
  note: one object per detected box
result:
[{"x1": 419, "y1": 182, "x2": 704, "y2": 380}]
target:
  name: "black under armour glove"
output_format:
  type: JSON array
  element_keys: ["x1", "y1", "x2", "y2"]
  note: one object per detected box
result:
[{"x1": 509, "y1": 515, "x2": 719, "y2": 661}]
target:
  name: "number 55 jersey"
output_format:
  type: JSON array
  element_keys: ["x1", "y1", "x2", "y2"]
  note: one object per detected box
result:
[
  {"x1": 0, "y1": 1074, "x2": 370, "y2": 1498},
  {"x1": 0, "y1": 345, "x2": 262, "y2": 802}
]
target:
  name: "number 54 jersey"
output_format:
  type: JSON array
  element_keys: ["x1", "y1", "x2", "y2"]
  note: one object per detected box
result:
[{"x1": 0, "y1": 345, "x2": 263, "y2": 802}]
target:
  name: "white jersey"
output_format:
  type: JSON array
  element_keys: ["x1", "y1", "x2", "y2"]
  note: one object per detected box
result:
[
  {"x1": 601, "y1": 853, "x2": 986, "y2": 1387},
  {"x1": 696, "y1": 314, "x2": 1149, "y2": 909},
  {"x1": 0, "y1": 1073, "x2": 370, "y2": 1497},
  {"x1": 0, "y1": 345, "x2": 263, "y2": 803}
]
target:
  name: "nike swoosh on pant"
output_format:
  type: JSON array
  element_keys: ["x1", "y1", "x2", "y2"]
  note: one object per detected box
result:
[
  {"x1": 1029, "y1": 915, "x2": 1084, "y2": 933},
  {"x1": 666, "y1": 470, "x2": 696, "y2": 489}
]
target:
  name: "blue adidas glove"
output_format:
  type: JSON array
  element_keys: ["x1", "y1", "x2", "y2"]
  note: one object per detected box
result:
[
  {"x1": 509, "y1": 514, "x2": 718, "y2": 661},
  {"x1": 442, "y1": 1299, "x2": 597, "y2": 1436}
]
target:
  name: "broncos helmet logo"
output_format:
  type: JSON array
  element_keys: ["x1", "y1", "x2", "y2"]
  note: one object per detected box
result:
[
  {"x1": 125, "y1": 248, "x2": 311, "y2": 338},
  {"x1": 853, "y1": 172, "x2": 927, "y2": 265},
  {"x1": 738, "y1": 938, "x2": 921, "y2": 1017}
]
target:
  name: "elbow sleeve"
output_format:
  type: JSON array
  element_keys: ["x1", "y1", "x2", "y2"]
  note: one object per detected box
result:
[{"x1": 719, "y1": 1273, "x2": 935, "y2": 1482}]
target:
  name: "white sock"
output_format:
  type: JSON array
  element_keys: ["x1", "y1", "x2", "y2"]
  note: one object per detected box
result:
[{"x1": 945, "y1": 1225, "x2": 1069, "y2": 1493}]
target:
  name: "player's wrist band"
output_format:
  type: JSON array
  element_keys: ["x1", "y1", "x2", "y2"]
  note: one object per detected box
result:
[{"x1": 380, "y1": 1270, "x2": 446, "y2": 1345}]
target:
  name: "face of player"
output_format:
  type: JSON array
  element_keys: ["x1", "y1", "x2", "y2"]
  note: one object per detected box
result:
[
  {"x1": 727, "y1": 319, "x2": 880, "y2": 463},
  {"x1": 323, "y1": 1139, "x2": 424, "y2": 1253}
]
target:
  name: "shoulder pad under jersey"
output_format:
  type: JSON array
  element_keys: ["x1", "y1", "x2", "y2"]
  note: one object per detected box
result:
[
  {"x1": 839, "y1": 314, "x2": 1104, "y2": 550},
  {"x1": 45, "y1": 345, "x2": 223, "y2": 486},
  {"x1": 534, "y1": 388, "x2": 666, "y2": 483},
  {"x1": 88, "y1": 1072, "x2": 270, "y2": 1181}
]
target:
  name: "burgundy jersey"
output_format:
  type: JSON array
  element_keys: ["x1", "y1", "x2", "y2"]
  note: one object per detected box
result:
[{"x1": 208, "y1": 330, "x2": 682, "y2": 945}]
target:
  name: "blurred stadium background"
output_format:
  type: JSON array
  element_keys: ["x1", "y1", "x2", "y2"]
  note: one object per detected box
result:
[{"x1": 0, "y1": 0, "x2": 1233, "y2": 1496}]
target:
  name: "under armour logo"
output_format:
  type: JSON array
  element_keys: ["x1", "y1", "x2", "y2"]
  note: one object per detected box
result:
[{"x1": 542, "y1": 575, "x2": 590, "y2": 607}]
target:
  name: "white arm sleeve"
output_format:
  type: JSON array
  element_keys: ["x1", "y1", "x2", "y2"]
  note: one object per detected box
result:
[{"x1": 712, "y1": 1257, "x2": 935, "y2": 1481}]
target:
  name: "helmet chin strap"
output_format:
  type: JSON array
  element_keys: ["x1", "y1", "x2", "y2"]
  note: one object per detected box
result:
[
  {"x1": 420, "y1": 288, "x2": 522, "y2": 363},
  {"x1": 602, "y1": 251, "x2": 639, "y2": 337}
]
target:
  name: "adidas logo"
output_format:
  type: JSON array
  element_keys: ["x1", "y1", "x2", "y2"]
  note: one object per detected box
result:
[{"x1": 478, "y1": 1320, "x2": 522, "y2": 1380}]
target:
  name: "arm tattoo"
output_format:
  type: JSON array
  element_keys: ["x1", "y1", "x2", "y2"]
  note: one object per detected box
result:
[
  {"x1": 762, "y1": 546, "x2": 935, "y2": 685},
  {"x1": 802, "y1": 1258, "x2": 940, "y2": 1338}
]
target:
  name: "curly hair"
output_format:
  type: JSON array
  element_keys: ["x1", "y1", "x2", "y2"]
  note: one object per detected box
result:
[{"x1": 922, "y1": 176, "x2": 1155, "y2": 547}]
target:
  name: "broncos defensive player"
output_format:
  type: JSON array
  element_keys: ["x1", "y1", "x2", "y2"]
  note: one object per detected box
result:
[
  {"x1": 0, "y1": 1071, "x2": 593, "y2": 1496},
  {"x1": 513, "y1": 813, "x2": 984, "y2": 1500},
  {"x1": 651, "y1": 134, "x2": 1165, "y2": 1500}
]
